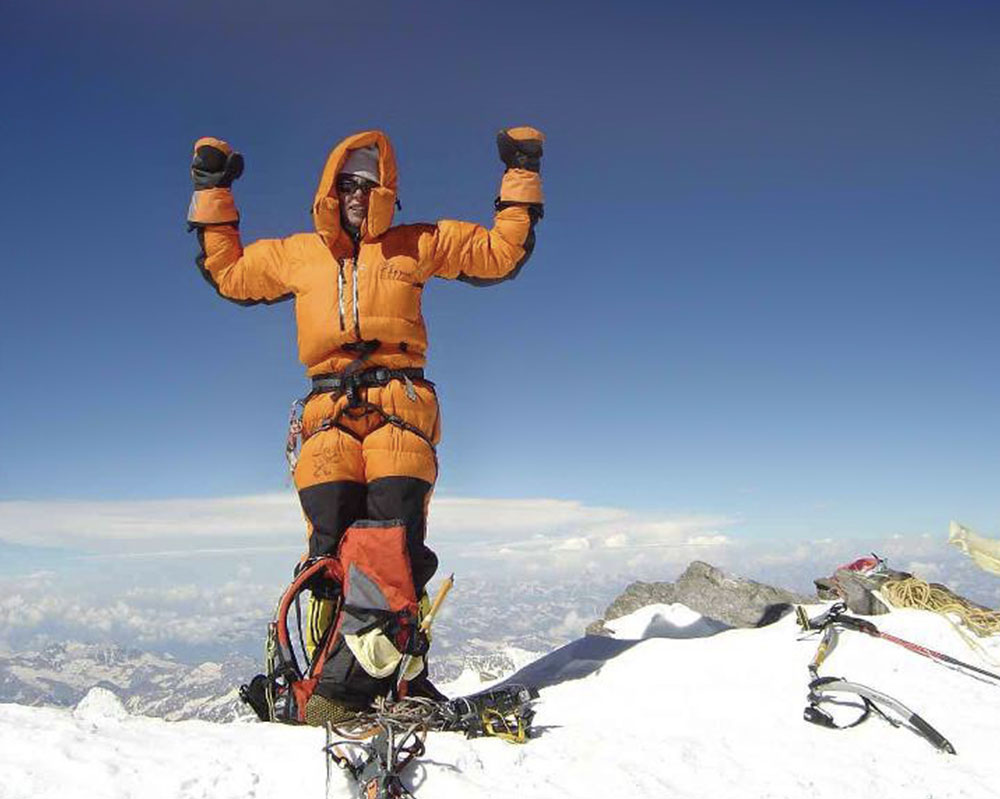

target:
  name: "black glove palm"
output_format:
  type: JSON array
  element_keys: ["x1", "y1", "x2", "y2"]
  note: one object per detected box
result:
[
  {"x1": 191, "y1": 142, "x2": 244, "y2": 189},
  {"x1": 497, "y1": 127, "x2": 544, "y2": 173}
]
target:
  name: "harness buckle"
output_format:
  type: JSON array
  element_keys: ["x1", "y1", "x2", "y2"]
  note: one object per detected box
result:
[{"x1": 345, "y1": 380, "x2": 360, "y2": 407}]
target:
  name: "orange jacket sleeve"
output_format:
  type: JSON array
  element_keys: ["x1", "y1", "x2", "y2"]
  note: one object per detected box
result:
[
  {"x1": 195, "y1": 218, "x2": 294, "y2": 306},
  {"x1": 427, "y1": 168, "x2": 543, "y2": 285}
]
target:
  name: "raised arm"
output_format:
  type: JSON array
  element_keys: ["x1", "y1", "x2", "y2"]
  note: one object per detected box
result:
[
  {"x1": 186, "y1": 137, "x2": 293, "y2": 305},
  {"x1": 428, "y1": 127, "x2": 545, "y2": 286}
]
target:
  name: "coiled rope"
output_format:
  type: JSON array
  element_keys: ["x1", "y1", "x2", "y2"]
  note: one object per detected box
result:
[{"x1": 880, "y1": 576, "x2": 1000, "y2": 664}]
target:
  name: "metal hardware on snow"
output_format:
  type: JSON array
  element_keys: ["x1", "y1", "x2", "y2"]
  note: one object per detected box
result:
[
  {"x1": 796, "y1": 603, "x2": 957, "y2": 754},
  {"x1": 322, "y1": 687, "x2": 538, "y2": 797},
  {"x1": 798, "y1": 602, "x2": 1000, "y2": 683},
  {"x1": 804, "y1": 675, "x2": 956, "y2": 754}
]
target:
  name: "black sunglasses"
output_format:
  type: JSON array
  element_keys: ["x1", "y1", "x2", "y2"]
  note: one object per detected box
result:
[{"x1": 335, "y1": 175, "x2": 378, "y2": 195}]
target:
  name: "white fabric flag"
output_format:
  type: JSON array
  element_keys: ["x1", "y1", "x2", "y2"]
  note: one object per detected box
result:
[{"x1": 949, "y1": 520, "x2": 1000, "y2": 576}]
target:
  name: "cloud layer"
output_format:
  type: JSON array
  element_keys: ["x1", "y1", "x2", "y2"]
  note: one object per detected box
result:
[
  {"x1": 0, "y1": 494, "x2": 306, "y2": 551},
  {"x1": 2, "y1": 493, "x2": 999, "y2": 663},
  {"x1": 0, "y1": 493, "x2": 737, "y2": 564}
]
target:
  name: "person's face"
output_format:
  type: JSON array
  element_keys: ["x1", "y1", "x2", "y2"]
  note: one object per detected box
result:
[{"x1": 336, "y1": 174, "x2": 376, "y2": 230}]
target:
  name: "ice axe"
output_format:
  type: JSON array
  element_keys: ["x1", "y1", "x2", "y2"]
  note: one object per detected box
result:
[{"x1": 396, "y1": 573, "x2": 454, "y2": 692}]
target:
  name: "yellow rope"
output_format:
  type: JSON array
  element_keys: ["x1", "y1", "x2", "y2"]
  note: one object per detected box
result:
[{"x1": 880, "y1": 577, "x2": 1000, "y2": 663}]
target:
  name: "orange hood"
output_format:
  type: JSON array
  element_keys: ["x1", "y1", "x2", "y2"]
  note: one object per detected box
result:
[{"x1": 312, "y1": 130, "x2": 398, "y2": 243}]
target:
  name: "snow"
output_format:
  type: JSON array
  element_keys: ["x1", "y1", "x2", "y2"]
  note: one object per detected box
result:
[
  {"x1": 603, "y1": 602, "x2": 717, "y2": 638},
  {"x1": 72, "y1": 687, "x2": 129, "y2": 724},
  {"x1": 2, "y1": 603, "x2": 1000, "y2": 798},
  {"x1": 443, "y1": 646, "x2": 542, "y2": 697},
  {"x1": 187, "y1": 662, "x2": 223, "y2": 682}
]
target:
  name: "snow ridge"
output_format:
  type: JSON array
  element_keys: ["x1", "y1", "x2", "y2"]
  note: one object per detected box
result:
[{"x1": 2, "y1": 604, "x2": 999, "y2": 798}]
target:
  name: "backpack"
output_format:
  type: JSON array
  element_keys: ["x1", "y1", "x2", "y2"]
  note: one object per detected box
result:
[
  {"x1": 813, "y1": 554, "x2": 909, "y2": 616},
  {"x1": 241, "y1": 519, "x2": 427, "y2": 724}
]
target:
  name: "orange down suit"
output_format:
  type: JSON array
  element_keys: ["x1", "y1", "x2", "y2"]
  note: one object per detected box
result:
[{"x1": 192, "y1": 130, "x2": 543, "y2": 592}]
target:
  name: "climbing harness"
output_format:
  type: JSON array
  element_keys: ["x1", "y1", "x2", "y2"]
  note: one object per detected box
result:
[
  {"x1": 284, "y1": 338, "x2": 435, "y2": 473},
  {"x1": 311, "y1": 366, "x2": 423, "y2": 405},
  {"x1": 796, "y1": 603, "x2": 957, "y2": 754}
]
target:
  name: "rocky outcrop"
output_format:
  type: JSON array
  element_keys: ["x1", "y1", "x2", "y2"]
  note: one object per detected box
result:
[{"x1": 586, "y1": 561, "x2": 815, "y2": 635}]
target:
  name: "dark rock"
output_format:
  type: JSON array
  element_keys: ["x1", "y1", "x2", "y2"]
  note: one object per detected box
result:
[{"x1": 586, "y1": 561, "x2": 816, "y2": 635}]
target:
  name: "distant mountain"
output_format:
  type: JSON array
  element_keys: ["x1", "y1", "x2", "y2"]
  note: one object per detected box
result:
[
  {"x1": 0, "y1": 573, "x2": 640, "y2": 719},
  {"x1": 0, "y1": 642, "x2": 256, "y2": 722},
  {"x1": 0, "y1": 639, "x2": 538, "y2": 721}
]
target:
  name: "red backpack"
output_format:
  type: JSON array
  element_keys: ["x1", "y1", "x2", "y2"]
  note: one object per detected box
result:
[{"x1": 241, "y1": 519, "x2": 425, "y2": 724}]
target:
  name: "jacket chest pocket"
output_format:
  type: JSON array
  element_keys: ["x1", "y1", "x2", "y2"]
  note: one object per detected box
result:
[{"x1": 367, "y1": 258, "x2": 423, "y2": 323}]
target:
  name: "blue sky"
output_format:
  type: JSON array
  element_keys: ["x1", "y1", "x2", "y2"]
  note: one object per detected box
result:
[{"x1": 1, "y1": 0, "x2": 998, "y2": 563}]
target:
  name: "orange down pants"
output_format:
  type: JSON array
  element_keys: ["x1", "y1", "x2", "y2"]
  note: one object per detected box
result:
[{"x1": 292, "y1": 378, "x2": 441, "y2": 593}]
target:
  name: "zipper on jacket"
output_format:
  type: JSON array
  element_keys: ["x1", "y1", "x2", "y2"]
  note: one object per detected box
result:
[
  {"x1": 351, "y1": 237, "x2": 362, "y2": 340},
  {"x1": 337, "y1": 260, "x2": 346, "y2": 331}
]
